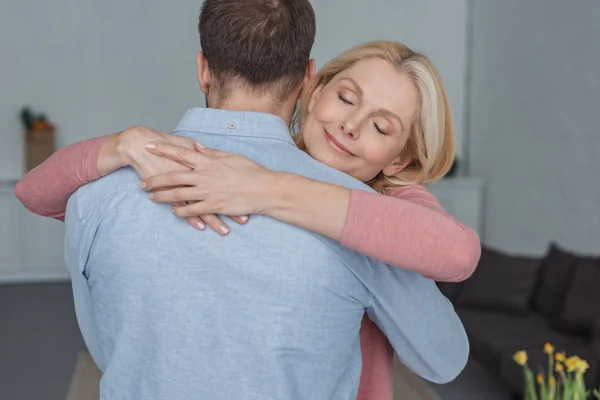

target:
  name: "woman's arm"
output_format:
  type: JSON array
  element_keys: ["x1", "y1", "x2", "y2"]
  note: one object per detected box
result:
[
  {"x1": 15, "y1": 127, "x2": 242, "y2": 233},
  {"x1": 266, "y1": 173, "x2": 481, "y2": 282},
  {"x1": 14, "y1": 135, "x2": 112, "y2": 220},
  {"x1": 142, "y1": 143, "x2": 481, "y2": 282}
]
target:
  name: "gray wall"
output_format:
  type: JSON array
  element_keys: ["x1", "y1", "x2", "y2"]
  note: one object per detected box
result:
[
  {"x1": 469, "y1": 0, "x2": 600, "y2": 254},
  {"x1": 0, "y1": 0, "x2": 468, "y2": 180}
]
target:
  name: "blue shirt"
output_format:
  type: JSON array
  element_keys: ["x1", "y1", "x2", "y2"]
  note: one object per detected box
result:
[{"x1": 65, "y1": 108, "x2": 468, "y2": 400}]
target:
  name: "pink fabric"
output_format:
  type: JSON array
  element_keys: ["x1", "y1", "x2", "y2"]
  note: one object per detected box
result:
[
  {"x1": 14, "y1": 137, "x2": 481, "y2": 400},
  {"x1": 343, "y1": 186, "x2": 481, "y2": 282},
  {"x1": 14, "y1": 135, "x2": 109, "y2": 221},
  {"x1": 343, "y1": 187, "x2": 481, "y2": 399}
]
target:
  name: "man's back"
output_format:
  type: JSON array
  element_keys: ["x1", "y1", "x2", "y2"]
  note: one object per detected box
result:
[{"x1": 65, "y1": 108, "x2": 468, "y2": 400}]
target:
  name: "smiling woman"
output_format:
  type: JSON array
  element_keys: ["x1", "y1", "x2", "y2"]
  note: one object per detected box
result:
[
  {"x1": 299, "y1": 58, "x2": 418, "y2": 183},
  {"x1": 296, "y1": 41, "x2": 454, "y2": 191}
]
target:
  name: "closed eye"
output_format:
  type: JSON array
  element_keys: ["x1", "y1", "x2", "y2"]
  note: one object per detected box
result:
[
  {"x1": 374, "y1": 121, "x2": 386, "y2": 135},
  {"x1": 338, "y1": 94, "x2": 354, "y2": 106}
]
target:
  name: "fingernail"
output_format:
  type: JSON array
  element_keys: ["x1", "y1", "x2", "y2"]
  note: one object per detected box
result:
[
  {"x1": 195, "y1": 142, "x2": 205, "y2": 149},
  {"x1": 219, "y1": 225, "x2": 230, "y2": 234},
  {"x1": 139, "y1": 181, "x2": 147, "y2": 189},
  {"x1": 146, "y1": 143, "x2": 156, "y2": 149},
  {"x1": 147, "y1": 193, "x2": 155, "y2": 200},
  {"x1": 197, "y1": 222, "x2": 205, "y2": 230},
  {"x1": 239, "y1": 216, "x2": 248, "y2": 222}
]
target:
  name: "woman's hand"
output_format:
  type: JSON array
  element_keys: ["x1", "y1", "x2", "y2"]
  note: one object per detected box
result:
[
  {"x1": 101, "y1": 126, "x2": 248, "y2": 235},
  {"x1": 141, "y1": 141, "x2": 277, "y2": 218}
]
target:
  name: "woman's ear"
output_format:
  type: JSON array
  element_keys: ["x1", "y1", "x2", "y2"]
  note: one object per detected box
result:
[
  {"x1": 382, "y1": 153, "x2": 413, "y2": 177},
  {"x1": 308, "y1": 85, "x2": 324, "y2": 113}
]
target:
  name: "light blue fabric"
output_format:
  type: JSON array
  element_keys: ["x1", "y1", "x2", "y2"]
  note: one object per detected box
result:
[{"x1": 64, "y1": 108, "x2": 468, "y2": 400}]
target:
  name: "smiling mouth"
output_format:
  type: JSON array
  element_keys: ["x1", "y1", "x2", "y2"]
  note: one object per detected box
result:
[{"x1": 324, "y1": 129, "x2": 355, "y2": 156}]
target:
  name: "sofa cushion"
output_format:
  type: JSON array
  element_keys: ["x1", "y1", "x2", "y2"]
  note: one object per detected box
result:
[
  {"x1": 552, "y1": 256, "x2": 600, "y2": 334},
  {"x1": 455, "y1": 247, "x2": 542, "y2": 314},
  {"x1": 457, "y1": 307, "x2": 588, "y2": 376},
  {"x1": 533, "y1": 243, "x2": 579, "y2": 317},
  {"x1": 436, "y1": 281, "x2": 464, "y2": 301}
]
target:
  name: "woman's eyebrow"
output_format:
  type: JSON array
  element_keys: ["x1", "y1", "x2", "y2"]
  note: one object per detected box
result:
[
  {"x1": 378, "y1": 108, "x2": 405, "y2": 133},
  {"x1": 339, "y1": 77, "x2": 363, "y2": 96}
]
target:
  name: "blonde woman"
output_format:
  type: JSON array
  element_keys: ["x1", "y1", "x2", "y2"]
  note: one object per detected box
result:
[{"x1": 16, "y1": 41, "x2": 480, "y2": 400}]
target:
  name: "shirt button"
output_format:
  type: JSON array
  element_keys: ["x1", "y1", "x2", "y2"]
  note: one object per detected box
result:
[{"x1": 229, "y1": 123, "x2": 236, "y2": 130}]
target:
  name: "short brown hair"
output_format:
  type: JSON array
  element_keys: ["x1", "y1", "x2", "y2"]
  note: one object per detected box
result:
[{"x1": 199, "y1": 0, "x2": 316, "y2": 102}]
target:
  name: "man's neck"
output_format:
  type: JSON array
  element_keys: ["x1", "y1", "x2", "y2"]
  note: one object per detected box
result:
[{"x1": 208, "y1": 93, "x2": 297, "y2": 127}]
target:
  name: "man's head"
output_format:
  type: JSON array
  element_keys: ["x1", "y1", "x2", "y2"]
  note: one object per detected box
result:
[{"x1": 196, "y1": 0, "x2": 316, "y2": 116}]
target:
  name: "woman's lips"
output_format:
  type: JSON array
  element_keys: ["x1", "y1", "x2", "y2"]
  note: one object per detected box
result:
[{"x1": 324, "y1": 129, "x2": 355, "y2": 156}]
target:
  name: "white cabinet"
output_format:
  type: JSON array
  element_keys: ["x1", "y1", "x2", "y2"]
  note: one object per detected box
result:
[
  {"x1": 0, "y1": 182, "x2": 68, "y2": 284},
  {"x1": 427, "y1": 177, "x2": 485, "y2": 237}
]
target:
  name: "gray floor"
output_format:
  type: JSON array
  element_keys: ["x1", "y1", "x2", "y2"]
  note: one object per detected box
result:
[
  {"x1": 0, "y1": 283, "x2": 514, "y2": 400},
  {"x1": 1, "y1": 282, "x2": 86, "y2": 400}
]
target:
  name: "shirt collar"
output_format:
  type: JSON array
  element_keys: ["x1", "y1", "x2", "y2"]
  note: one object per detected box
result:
[{"x1": 174, "y1": 107, "x2": 295, "y2": 145}]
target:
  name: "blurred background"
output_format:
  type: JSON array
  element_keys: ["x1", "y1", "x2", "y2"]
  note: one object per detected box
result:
[{"x1": 0, "y1": 1, "x2": 598, "y2": 399}]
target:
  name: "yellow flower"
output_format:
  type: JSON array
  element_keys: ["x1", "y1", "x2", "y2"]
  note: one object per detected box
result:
[
  {"x1": 556, "y1": 362, "x2": 564, "y2": 373},
  {"x1": 544, "y1": 343, "x2": 555, "y2": 354},
  {"x1": 550, "y1": 376, "x2": 556, "y2": 387},
  {"x1": 536, "y1": 374, "x2": 544, "y2": 385},
  {"x1": 565, "y1": 356, "x2": 581, "y2": 372},
  {"x1": 577, "y1": 359, "x2": 590, "y2": 374},
  {"x1": 555, "y1": 352, "x2": 566, "y2": 362},
  {"x1": 513, "y1": 350, "x2": 528, "y2": 366}
]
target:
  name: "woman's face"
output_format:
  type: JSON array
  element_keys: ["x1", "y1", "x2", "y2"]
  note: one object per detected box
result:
[{"x1": 302, "y1": 58, "x2": 418, "y2": 182}]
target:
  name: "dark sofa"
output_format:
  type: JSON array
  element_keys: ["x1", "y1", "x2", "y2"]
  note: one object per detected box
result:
[{"x1": 438, "y1": 243, "x2": 600, "y2": 396}]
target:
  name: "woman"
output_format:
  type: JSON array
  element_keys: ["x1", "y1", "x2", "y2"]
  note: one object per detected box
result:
[{"x1": 16, "y1": 41, "x2": 480, "y2": 399}]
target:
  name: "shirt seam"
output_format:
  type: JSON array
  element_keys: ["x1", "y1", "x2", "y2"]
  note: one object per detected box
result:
[{"x1": 172, "y1": 129, "x2": 297, "y2": 147}]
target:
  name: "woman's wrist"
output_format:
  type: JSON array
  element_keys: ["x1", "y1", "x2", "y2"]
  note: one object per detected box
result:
[
  {"x1": 97, "y1": 132, "x2": 131, "y2": 176},
  {"x1": 255, "y1": 170, "x2": 288, "y2": 216}
]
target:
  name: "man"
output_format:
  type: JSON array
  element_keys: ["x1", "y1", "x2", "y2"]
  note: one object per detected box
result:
[{"x1": 65, "y1": 0, "x2": 468, "y2": 399}]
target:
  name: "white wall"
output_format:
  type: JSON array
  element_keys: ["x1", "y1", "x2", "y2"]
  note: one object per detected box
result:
[
  {"x1": 0, "y1": 0, "x2": 205, "y2": 180},
  {"x1": 311, "y1": 0, "x2": 469, "y2": 164},
  {"x1": 469, "y1": 0, "x2": 600, "y2": 255},
  {"x1": 0, "y1": 0, "x2": 468, "y2": 180}
]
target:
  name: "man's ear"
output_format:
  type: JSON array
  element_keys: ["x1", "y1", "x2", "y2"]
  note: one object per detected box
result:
[
  {"x1": 382, "y1": 153, "x2": 413, "y2": 177},
  {"x1": 196, "y1": 51, "x2": 211, "y2": 94},
  {"x1": 307, "y1": 84, "x2": 323, "y2": 113},
  {"x1": 302, "y1": 59, "x2": 316, "y2": 87}
]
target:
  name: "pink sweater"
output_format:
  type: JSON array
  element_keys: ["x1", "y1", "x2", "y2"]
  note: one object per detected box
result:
[{"x1": 15, "y1": 137, "x2": 480, "y2": 400}]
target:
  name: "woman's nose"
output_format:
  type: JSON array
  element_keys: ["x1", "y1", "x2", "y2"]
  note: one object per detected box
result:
[{"x1": 341, "y1": 122, "x2": 360, "y2": 140}]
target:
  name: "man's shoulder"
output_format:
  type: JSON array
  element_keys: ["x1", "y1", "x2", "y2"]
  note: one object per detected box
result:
[
  {"x1": 274, "y1": 149, "x2": 374, "y2": 193},
  {"x1": 73, "y1": 168, "x2": 140, "y2": 208}
]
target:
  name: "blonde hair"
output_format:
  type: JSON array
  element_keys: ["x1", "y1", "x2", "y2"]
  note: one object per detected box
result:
[{"x1": 295, "y1": 41, "x2": 455, "y2": 193}]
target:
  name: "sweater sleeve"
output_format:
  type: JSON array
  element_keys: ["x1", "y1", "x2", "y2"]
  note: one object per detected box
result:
[
  {"x1": 340, "y1": 186, "x2": 481, "y2": 282},
  {"x1": 14, "y1": 135, "x2": 110, "y2": 221}
]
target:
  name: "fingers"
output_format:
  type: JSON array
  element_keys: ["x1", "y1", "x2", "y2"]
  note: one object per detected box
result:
[
  {"x1": 194, "y1": 142, "x2": 227, "y2": 157},
  {"x1": 146, "y1": 186, "x2": 202, "y2": 203},
  {"x1": 198, "y1": 214, "x2": 230, "y2": 235},
  {"x1": 146, "y1": 142, "x2": 206, "y2": 169},
  {"x1": 140, "y1": 171, "x2": 198, "y2": 191},
  {"x1": 170, "y1": 201, "x2": 213, "y2": 218},
  {"x1": 231, "y1": 216, "x2": 249, "y2": 225},
  {"x1": 185, "y1": 216, "x2": 206, "y2": 231}
]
